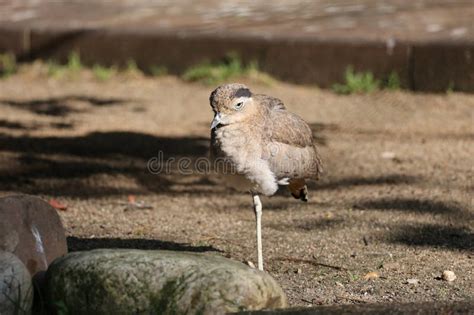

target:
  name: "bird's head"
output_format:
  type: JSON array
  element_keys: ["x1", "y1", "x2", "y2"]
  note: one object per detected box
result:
[{"x1": 209, "y1": 83, "x2": 255, "y2": 129}]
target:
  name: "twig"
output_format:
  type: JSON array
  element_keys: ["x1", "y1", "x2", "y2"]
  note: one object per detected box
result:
[
  {"x1": 272, "y1": 256, "x2": 348, "y2": 271},
  {"x1": 363, "y1": 236, "x2": 369, "y2": 246},
  {"x1": 336, "y1": 294, "x2": 368, "y2": 303},
  {"x1": 301, "y1": 298, "x2": 313, "y2": 304}
]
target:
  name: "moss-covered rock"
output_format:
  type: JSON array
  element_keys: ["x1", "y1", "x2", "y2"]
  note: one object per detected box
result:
[
  {"x1": 0, "y1": 251, "x2": 33, "y2": 315},
  {"x1": 46, "y1": 249, "x2": 287, "y2": 314}
]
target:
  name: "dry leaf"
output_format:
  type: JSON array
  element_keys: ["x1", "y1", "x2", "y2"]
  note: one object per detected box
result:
[
  {"x1": 49, "y1": 199, "x2": 67, "y2": 211},
  {"x1": 363, "y1": 271, "x2": 379, "y2": 280}
]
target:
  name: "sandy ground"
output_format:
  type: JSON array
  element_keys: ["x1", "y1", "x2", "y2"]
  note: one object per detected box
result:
[{"x1": 0, "y1": 65, "x2": 473, "y2": 307}]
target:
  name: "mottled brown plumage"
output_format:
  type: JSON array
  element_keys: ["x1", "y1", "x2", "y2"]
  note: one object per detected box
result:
[{"x1": 210, "y1": 83, "x2": 322, "y2": 196}]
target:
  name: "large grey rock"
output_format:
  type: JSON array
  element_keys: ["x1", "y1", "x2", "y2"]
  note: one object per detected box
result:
[
  {"x1": 0, "y1": 251, "x2": 33, "y2": 315},
  {"x1": 0, "y1": 195, "x2": 68, "y2": 277},
  {"x1": 46, "y1": 249, "x2": 287, "y2": 314}
]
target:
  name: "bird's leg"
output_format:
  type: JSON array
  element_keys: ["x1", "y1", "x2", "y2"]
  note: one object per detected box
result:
[{"x1": 252, "y1": 193, "x2": 264, "y2": 271}]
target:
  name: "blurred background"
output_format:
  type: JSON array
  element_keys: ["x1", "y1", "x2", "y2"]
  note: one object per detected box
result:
[
  {"x1": 1, "y1": 0, "x2": 473, "y2": 91},
  {"x1": 0, "y1": 0, "x2": 473, "y2": 308}
]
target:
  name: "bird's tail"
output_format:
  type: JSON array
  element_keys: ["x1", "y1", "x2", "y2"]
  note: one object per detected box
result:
[{"x1": 288, "y1": 178, "x2": 308, "y2": 202}]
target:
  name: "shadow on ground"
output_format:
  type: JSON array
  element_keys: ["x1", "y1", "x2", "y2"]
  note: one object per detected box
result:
[
  {"x1": 389, "y1": 224, "x2": 474, "y2": 251},
  {"x1": 0, "y1": 95, "x2": 127, "y2": 116},
  {"x1": 0, "y1": 120, "x2": 338, "y2": 198},
  {"x1": 313, "y1": 174, "x2": 419, "y2": 190},
  {"x1": 0, "y1": 119, "x2": 32, "y2": 130},
  {"x1": 0, "y1": 131, "x2": 211, "y2": 196},
  {"x1": 355, "y1": 198, "x2": 471, "y2": 216},
  {"x1": 269, "y1": 217, "x2": 345, "y2": 232},
  {"x1": 67, "y1": 236, "x2": 222, "y2": 253},
  {"x1": 0, "y1": 131, "x2": 208, "y2": 158}
]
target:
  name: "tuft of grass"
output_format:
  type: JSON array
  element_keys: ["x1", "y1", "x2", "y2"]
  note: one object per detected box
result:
[
  {"x1": 92, "y1": 64, "x2": 117, "y2": 81},
  {"x1": 245, "y1": 60, "x2": 276, "y2": 85},
  {"x1": 67, "y1": 52, "x2": 82, "y2": 73},
  {"x1": 446, "y1": 81, "x2": 455, "y2": 94},
  {"x1": 182, "y1": 53, "x2": 272, "y2": 85},
  {"x1": 125, "y1": 59, "x2": 141, "y2": 75},
  {"x1": 150, "y1": 65, "x2": 168, "y2": 77},
  {"x1": 0, "y1": 52, "x2": 17, "y2": 78},
  {"x1": 47, "y1": 60, "x2": 65, "y2": 78},
  {"x1": 386, "y1": 71, "x2": 401, "y2": 90},
  {"x1": 333, "y1": 66, "x2": 380, "y2": 94},
  {"x1": 46, "y1": 51, "x2": 83, "y2": 78},
  {"x1": 347, "y1": 271, "x2": 360, "y2": 282}
]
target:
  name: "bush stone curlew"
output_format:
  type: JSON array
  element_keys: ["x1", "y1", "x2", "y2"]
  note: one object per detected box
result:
[{"x1": 209, "y1": 83, "x2": 323, "y2": 271}]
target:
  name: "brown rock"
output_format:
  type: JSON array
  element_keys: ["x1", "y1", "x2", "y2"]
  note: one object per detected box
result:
[{"x1": 0, "y1": 195, "x2": 67, "y2": 277}]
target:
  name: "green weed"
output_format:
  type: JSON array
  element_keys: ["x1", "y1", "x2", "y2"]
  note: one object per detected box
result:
[
  {"x1": 182, "y1": 53, "x2": 272, "y2": 85},
  {"x1": 347, "y1": 271, "x2": 360, "y2": 282},
  {"x1": 47, "y1": 60, "x2": 65, "y2": 78},
  {"x1": 446, "y1": 81, "x2": 455, "y2": 94},
  {"x1": 46, "y1": 52, "x2": 82, "y2": 78},
  {"x1": 386, "y1": 71, "x2": 401, "y2": 90},
  {"x1": 150, "y1": 65, "x2": 168, "y2": 77},
  {"x1": 333, "y1": 66, "x2": 380, "y2": 94},
  {"x1": 92, "y1": 64, "x2": 117, "y2": 81},
  {"x1": 67, "y1": 52, "x2": 82, "y2": 73},
  {"x1": 125, "y1": 59, "x2": 141, "y2": 75},
  {"x1": 0, "y1": 52, "x2": 17, "y2": 78}
]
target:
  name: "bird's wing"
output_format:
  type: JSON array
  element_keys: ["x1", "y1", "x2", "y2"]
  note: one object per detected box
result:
[
  {"x1": 267, "y1": 108, "x2": 313, "y2": 148},
  {"x1": 261, "y1": 100, "x2": 323, "y2": 179},
  {"x1": 254, "y1": 94, "x2": 286, "y2": 110}
]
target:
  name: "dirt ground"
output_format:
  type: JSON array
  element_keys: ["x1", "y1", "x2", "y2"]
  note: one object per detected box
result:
[{"x1": 0, "y1": 65, "x2": 473, "y2": 307}]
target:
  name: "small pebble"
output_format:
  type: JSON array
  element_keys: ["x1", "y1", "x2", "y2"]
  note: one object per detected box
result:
[
  {"x1": 442, "y1": 270, "x2": 456, "y2": 282},
  {"x1": 406, "y1": 278, "x2": 419, "y2": 285},
  {"x1": 296, "y1": 268, "x2": 302, "y2": 274},
  {"x1": 247, "y1": 261, "x2": 256, "y2": 269},
  {"x1": 381, "y1": 151, "x2": 396, "y2": 159}
]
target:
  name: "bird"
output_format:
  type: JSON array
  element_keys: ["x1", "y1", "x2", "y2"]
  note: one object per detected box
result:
[{"x1": 209, "y1": 83, "x2": 323, "y2": 271}]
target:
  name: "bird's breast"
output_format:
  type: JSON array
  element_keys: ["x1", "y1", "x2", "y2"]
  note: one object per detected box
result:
[{"x1": 213, "y1": 125, "x2": 262, "y2": 173}]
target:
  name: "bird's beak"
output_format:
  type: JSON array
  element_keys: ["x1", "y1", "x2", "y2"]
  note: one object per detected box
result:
[{"x1": 210, "y1": 112, "x2": 222, "y2": 129}]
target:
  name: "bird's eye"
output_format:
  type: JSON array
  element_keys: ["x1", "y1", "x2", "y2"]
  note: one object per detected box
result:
[{"x1": 234, "y1": 102, "x2": 244, "y2": 110}]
